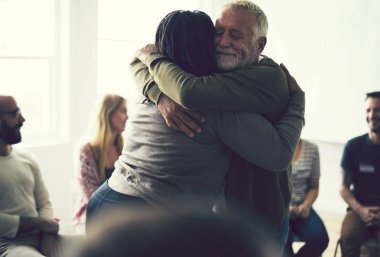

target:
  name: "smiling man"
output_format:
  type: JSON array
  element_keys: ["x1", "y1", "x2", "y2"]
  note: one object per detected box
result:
[
  {"x1": 339, "y1": 91, "x2": 380, "y2": 257},
  {"x1": 130, "y1": 1, "x2": 297, "y2": 253},
  {"x1": 0, "y1": 95, "x2": 60, "y2": 257}
]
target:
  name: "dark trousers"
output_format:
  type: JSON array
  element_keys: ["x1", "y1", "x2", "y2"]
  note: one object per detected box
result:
[
  {"x1": 284, "y1": 208, "x2": 329, "y2": 257},
  {"x1": 340, "y1": 210, "x2": 380, "y2": 257},
  {"x1": 86, "y1": 181, "x2": 150, "y2": 234}
]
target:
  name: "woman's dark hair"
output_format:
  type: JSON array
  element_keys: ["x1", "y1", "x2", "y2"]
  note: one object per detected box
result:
[{"x1": 155, "y1": 10, "x2": 217, "y2": 76}]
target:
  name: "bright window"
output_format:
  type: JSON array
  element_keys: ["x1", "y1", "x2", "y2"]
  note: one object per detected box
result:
[{"x1": 0, "y1": 0, "x2": 67, "y2": 145}]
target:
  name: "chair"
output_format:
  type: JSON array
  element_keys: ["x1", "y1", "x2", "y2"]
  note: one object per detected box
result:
[{"x1": 333, "y1": 238, "x2": 378, "y2": 257}]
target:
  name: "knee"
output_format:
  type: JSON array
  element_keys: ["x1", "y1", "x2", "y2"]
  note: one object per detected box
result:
[
  {"x1": 320, "y1": 232, "x2": 329, "y2": 249},
  {"x1": 305, "y1": 228, "x2": 329, "y2": 250},
  {"x1": 340, "y1": 231, "x2": 360, "y2": 246}
]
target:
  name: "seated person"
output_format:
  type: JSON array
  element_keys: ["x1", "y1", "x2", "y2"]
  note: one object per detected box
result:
[
  {"x1": 0, "y1": 95, "x2": 59, "y2": 257},
  {"x1": 283, "y1": 139, "x2": 329, "y2": 257},
  {"x1": 73, "y1": 94, "x2": 128, "y2": 233},
  {"x1": 339, "y1": 91, "x2": 380, "y2": 257}
]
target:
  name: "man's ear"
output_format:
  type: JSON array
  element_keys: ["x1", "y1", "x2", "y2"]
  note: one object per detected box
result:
[{"x1": 257, "y1": 36, "x2": 267, "y2": 54}]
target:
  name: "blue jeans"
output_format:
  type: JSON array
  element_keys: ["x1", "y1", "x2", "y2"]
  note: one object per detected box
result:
[
  {"x1": 86, "y1": 181, "x2": 150, "y2": 234},
  {"x1": 284, "y1": 208, "x2": 329, "y2": 257}
]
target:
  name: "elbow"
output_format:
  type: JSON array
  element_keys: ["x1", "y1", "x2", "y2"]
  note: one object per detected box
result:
[
  {"x1": 261, "y1": 154, "x2": 293, "y2": 172},
  {"x1": 339, "y1": 185, "x2": 347, "y2": 198},
  {"x1": 264, "y1": 160, "x2": 291, "y2": 172}
]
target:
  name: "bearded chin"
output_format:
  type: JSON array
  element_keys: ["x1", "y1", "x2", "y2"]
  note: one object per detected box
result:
[
  {"x1": 0, "y1": 124, "x2": 22, "y2": 144},
  {"x1": 8, "y1": 132, "x2": 22, "y2": 144},
  {"x1": 371, "y1": 126, "x2": 380, "y2": 135}
]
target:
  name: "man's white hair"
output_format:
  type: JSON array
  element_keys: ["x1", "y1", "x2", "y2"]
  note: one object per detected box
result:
[{"x1": 224, "y1": 0, "x2": 268, "y2": 41}]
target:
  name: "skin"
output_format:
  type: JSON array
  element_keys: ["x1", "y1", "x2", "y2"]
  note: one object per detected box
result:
[
  {"x1": 0, "y1": 96, "x2": 60, "y2": 256},
  {"x1": 340, "y1": 97, "x2": 380, "y2": 225},
  {"x1": 110, "y1": 100, "x2": 128, "y2": 134},
  {"x1": 366, "y1": 97, "x2": 380, "y2": 143},
  {"x1": 107, "y1": 100, "x2": 128, "y2": 167},
  {"x1": 134, "y1": 7, "x2": 268, "y2": 137},
  {"x1": 0, "y1": 96, "x2": 25, "y2": 155},
  {"x1": 214, "y1": 7, "x2": 266, "y2": 71}
]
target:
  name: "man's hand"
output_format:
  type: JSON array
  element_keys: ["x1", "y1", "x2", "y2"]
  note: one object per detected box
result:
[
  {"x1": 280, "y1": 63, "x2": 302, "y2": 94},
  {"x1": 39, "y1": 233, "x2": 61, "y2": 257},
  {"x1": 356, "y1": 206, "x2": 379, "y2": 225},
  {"x1": 358, "y1": 206, "x2": 380, "y2": 226},
  {"x1": 18, "y1": 217, "x2": 60, "y2": 235},
  {"x1": 158, "y1": 94, "x2": 205, "y2": 138},
  {"x1": 39, "y1": 218, "x2": 60, "y2": 234},
  {"x1": 131, "y1": 44, "x2": 157, "y2": 65},
  {"x1": 296, "y1": 204, "x2": 311, "y2": 218}
]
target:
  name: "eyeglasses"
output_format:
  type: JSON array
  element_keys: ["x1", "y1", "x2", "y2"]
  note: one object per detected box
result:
[{"x1": 0, "y1": 108, "x2": 22, "y2": 118}]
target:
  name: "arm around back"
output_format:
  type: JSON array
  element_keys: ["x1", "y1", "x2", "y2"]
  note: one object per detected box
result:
[
  {"x1": 212, "y1": 90, "x2": 304, "y2": 171},
  {"x1": 132, "y1": 53, "x2": 289, "y2": 121}
]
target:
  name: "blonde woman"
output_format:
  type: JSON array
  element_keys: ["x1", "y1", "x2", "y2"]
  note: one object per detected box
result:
[{"x1": 73, "y1": 94, "x2": 128, "y2": 233}]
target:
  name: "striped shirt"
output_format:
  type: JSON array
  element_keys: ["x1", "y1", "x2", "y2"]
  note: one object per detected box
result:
[{"x1": 290, "y1": 140, "x2": 320, "y2": 205}]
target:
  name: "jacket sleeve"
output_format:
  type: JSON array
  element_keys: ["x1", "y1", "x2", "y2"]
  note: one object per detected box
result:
[
  {"x1": 211, "y1": 91, "x2": 305, "y2": 171},
  {"x1": 131, "y1": 53, "x2": 289, "y2": 121},
  {"x1": 130, "y1": 60, "x2": 162, "y2": 104},
  {"x1": 77, "y1": 144, "x2": 101, "y2": 200}
]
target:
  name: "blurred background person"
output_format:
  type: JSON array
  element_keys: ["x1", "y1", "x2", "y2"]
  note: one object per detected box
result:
[
  {"x1": 283, "y1": 139, "x2": 329, "y2": 257},
  {"x1": 72, "y1": 94, "x2": 128, "y2": 234},
  {"x1": 339, "y1": 91, "x2": 380, "y2": 257},
  {"x1": 0, "y1": 95, "x2": 60, "y2": 257},
  {"x1": 78, "y1": 209, "x2": 277, "y2": 257}
]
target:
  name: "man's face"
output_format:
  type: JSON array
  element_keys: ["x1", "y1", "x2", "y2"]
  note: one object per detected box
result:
[
  {"x1": 0, "y1": 98, "x2": 25, "y2": 144},
  {"x1": 365, "y1": 97, "x2": 380, "y2": 134},
  {"x1": 214, "y1": 8, "x2": 263, "y2": 71}
]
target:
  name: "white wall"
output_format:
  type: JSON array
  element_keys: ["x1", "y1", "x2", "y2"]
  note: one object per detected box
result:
[
  {"x1": 257, "y1": 0, "x2": 380, "y2": 143},
  {"x1": 20, "y1": 0, "x2": 379, "y2": 231},
  {"x1": 23, "y1": 0, "x2": 98, "y2": 232}
]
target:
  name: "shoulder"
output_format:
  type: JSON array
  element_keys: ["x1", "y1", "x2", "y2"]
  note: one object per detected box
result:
[
  {"x1": 10, "y1": 147, "x2": 41, "y2": 174},
  {"x1": 302, "y1": 140, "x2": 319, "y2": 152},
  {"x1": 345, "y1": 134, "x2": 368, "y2": 149},
  {"x1": 79, "y1": 143, "x2": 94, "y2": 156},
  {"x1": 258, "y1": 55, "x2": 280, "y2": 67},
  {"x1": 12, "y1": 147, "x2": 39, "y2": 164},
  {"x1": 227, "y1": 55, "x2": 282, "y2": 76}
]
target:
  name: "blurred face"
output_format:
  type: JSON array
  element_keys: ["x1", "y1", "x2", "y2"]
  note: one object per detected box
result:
[
  {"x1": 365, "y1": 97, "x2": 380, "y2": 134},
  {"x1": 110, "y1": 101, "x2": 128, "y2": 134},
  {"x1": 214, "y1": 8, "x2": 263, "y2": 71},
  {"x1": 0, "y1": 97, "x2": 25, "y2": 144}
]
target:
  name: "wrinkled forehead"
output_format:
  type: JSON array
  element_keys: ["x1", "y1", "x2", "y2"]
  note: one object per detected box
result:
[
  {"x1": 215, "y1": 8, "x2": 255, "y2": 33},
  {"x1": 0, "y1": 96, "x2": 17, "y2": 111}
]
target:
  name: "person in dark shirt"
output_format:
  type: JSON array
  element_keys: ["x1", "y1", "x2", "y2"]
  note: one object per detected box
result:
[{"x1": 339, "y1": 91, "x2": 380, "y2": 257}]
